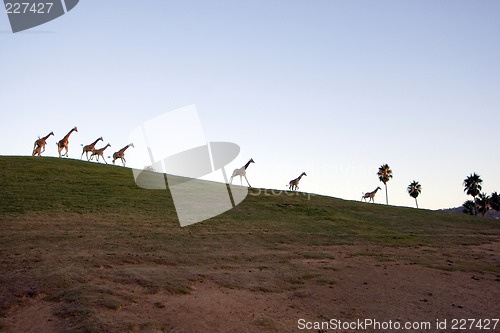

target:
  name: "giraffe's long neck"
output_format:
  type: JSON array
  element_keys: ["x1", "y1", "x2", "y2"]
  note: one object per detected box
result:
[
  {"x1": 95, "y1": 144, "x2": 110, "y2": 153},
  {"x1": 91, "y1": 138, "x2": 101, "y2": 146},
  {"x1": 63, "y1": 129, "x2": 75, "y2": 142},
  {"x1": 244, "y1": 160, "x2": 252, "y2": 170},
  {"x1": 42, "y1": 132, "x2": 53, "y2": 141},
  {"x1": 119, "y1": 145, "x2": 130, "y2": 154}
]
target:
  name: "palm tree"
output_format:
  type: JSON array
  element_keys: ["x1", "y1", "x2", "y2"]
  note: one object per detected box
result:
[
  {"x1": 463, "y1": 173, "x2": 482, "y2": 200},
  {"x1": 377, "y1": 164, "x2": 393, "y2": 205},
  {"x1": 475, "y1": 192, "x2": 491, "y2": 217},
  {"x1": 407, "y1": 180, "x2": 422, "y2": 208},
  {"x1": 490, "y1": 192, "x2": 500, "y2": 211},
  {"x1": 463, "y1": 200, "x2": 476, "y2": 215}
]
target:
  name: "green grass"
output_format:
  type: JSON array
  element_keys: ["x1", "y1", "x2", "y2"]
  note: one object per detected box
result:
[
  {"x1": 0, "y1": 156, "x2": 499, "y2": 332},
  {"x1": 0, "y1": 156, "x2": 174, "y2": 216},
  {"x1": 1, "y1": 156, "x2": 497, "y2": 247}
]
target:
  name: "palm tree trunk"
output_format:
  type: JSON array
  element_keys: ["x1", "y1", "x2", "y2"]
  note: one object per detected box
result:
[
  {"x1": 415, "y1": 197, "x2": 418, "y2": 209},
  {"x1": 385, "y1": 184, "x2": 388, "y2": 205}
]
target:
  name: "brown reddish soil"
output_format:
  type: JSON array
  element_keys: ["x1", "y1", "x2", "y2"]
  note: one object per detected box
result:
[{"x1": 2, "y1": 243, "x2": 499, "y2": 333}]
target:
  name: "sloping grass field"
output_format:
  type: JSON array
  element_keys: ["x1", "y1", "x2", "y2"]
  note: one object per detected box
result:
[{"x1": 0, "y1": 156, "x2": 499, "y2": 332}]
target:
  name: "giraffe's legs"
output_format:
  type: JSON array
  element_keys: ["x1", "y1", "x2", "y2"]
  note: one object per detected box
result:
[
  {"x1": 61, "y1": 146, "x2": 69, "y2": 157},
  {"x1": 98, "y1": 155, "x2": 106, "y2": 163},
  {"x1": 244, "y1": 175, "x2": 251, "y2": 187},
  {"x1": 81, "y1": 148, "x2": 90, "y2": 160},
  {"x1": 32, "y1": 142, "x2": 40, "y2": 156},
  {"x1": 32, "y1": 145, "x2": 41, "y2": 156}
]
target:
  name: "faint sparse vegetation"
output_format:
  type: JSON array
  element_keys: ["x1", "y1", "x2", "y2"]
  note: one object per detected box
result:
[{"x1": 254, "y1": 316, "x2": 277, "y2": 331}]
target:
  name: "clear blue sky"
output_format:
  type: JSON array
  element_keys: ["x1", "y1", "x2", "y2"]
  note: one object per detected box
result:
[{"x1": 1, "y1": 0, "x2": 499, "y2": 210}]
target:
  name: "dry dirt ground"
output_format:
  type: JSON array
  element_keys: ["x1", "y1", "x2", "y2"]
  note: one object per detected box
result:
[{"x1": 1, "y1": 241, "x2": 499, "y2": 333}]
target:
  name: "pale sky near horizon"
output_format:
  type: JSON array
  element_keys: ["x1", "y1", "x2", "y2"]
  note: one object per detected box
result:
[{"x1": 1, "y1": 1, "x2": 499, "y2": 210}]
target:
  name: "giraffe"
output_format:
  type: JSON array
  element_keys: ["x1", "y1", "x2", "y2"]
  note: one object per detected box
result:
[
  {"x1": 57, "y1": 127, "x2": 78, "y2": 158},
  {"x1": 90, "y1": 143, "x2": 111, "y2": 164},
  {"x1": 81, "y1": 137, "x2": 103, "y2": 161},
  {"x1": 112, "y1": 143, "x2": 134, "y2": 166},
  {"x1": 288, "y1": 172, "x2": 307, "y2": 191},
  {"x1": 230, "y1": 158, "x2": 255, "y2": 187},
  {"x1": 32, "y1": 131, "x2": 54, "y2": 156},
  {"x1": 361, "y1": 186, "x2": 382, "y2": 203}
]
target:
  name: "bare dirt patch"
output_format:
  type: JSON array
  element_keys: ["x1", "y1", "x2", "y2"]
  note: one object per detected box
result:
[
  {"x1": 2, "y1": 296, "x2": 66, "y2": 333},
  {"x1": 2, "y1": 241, "x2": 498, "y2": 332}
]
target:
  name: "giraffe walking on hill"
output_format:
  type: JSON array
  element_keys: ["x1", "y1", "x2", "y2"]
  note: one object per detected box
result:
[
  {"x1": 361, "y1": 187, "x2": 382, "y2": 203},
  {"x1": 112, "y1": 143, "x2": 134, "y2": 166},
  {"x1": 81, "y1": 137, "x2": 103, "y2": 161},
  {"x1": 32, "y1": 131, "x2": 54, "y2": 156},
  {"x1": 57, "y1": 127, "x2": 78, "y2": 158},
  {"x1": 230, "y1": 158, "x2": 255, "y2": 187},
  {"x1": 288, "y1": 172, "x2": 307, "y2": 191},
  {"x1": 90, "y1": 143, "x2": 111, "y2": 164}
]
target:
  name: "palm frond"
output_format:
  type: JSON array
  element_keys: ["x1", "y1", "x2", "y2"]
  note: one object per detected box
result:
[
  {"x1": 407, "y1": 180, "x2": 422, "y2": 199},
  {"x1": 377, "y1": 164, "x2": 393, "y2": 184}
]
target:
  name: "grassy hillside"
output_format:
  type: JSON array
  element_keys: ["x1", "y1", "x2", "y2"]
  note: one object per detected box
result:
[
  {"x1": 0, "y1": 156, "x2": 499, "y2": 332},
  {"x1": 1, "y1": 156, "x2": 497, "y2": 245}
]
